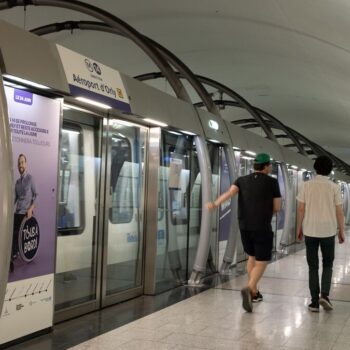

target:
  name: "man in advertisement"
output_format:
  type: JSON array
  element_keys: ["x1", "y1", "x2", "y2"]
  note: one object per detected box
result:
[{"x1": 11, "y1": 154, "x2": 38, "y2": 272}]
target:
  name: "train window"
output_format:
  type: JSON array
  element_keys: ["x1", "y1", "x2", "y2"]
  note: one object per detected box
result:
[
  {"x1": 109, "y1": 134, "x2": 133, "y2": 224},
  {"x1": 270, "y1": 162, "x2": 278, "y2": 179},
  {"x1": 159, "y1": 133, "x2": 192, "y2": 226},
  {"x1": 57, "y1": 123, "x2": 85, "y2": 235},
  {"x1": 168, "y1": 146, "x2": 190, "y2": 225},
  {"x1": 302, "y1": 171, "x2": 312, "y2": 182},
  {"x1": 340, "y1": 183, "x2": 345, "y2": 199}
]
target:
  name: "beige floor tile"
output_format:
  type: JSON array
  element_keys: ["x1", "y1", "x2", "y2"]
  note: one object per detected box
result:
[
  {"x1": 69, "y1": 232, "x2": 350, "y2": 350},
  {"x1": 331, "y1": 342, "x2": 350, "y2": 350},
  {"x1": 114, "y1": 339, "x2": 175, "y2": 350}
]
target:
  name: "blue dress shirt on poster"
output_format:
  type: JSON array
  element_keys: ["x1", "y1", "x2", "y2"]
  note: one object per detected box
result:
[{"x1": 14, "y1": 173, "x2": 37, "y2": 215}]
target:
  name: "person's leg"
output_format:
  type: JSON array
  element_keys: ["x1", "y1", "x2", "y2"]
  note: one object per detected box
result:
[
  {"x1": 247, "y1": 255, "x2": 264, "y2": 300},
  {"x1": 10, "y1": 214, "x2": 23, "y2": 272},
  {"x1": 12, "y1": 214, "x2": 23, "y2": 259},
  {"x1": 247, "y1": 255, "x2": 256, "y2": 278},
  {"x1": 247, "y1": 230, "x2": 273, "y2": 295},
  {"x1": 247, "y1": 260, "x2": 268, "y2": 295},
  {"x1": 241, "y1": 230, "x2": 255, "y2": 280},
  {"x1": 320, "y1": 236, "x2": 335, "y2": 297},
  {"x1": 240, "y1": 230, "x2": 255, "y2": 312},
  {"x1": 305, "y1": 236, "x2": 320, "y2": 304},
  {"x1": 241, "y1": 257, "x2": 267, "y2": 312}
]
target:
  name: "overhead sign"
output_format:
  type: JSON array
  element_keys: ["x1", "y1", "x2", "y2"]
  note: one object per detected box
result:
[{"x1": 57, "y1": 45, "x2": 131, "y2": 112}]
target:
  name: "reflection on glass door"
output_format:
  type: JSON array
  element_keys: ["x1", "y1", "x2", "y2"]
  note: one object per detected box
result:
[
  {"x1": 271, "y1": 163, "x2": 281, "y2": 251},
  {"x1": 155, "y1": 131, "x2": 194, "y2": 292},
  {"x1": 105, "y1": 120, "x2": 147, "y2": 296},
  {"x1": 154, "y1": 133, "x2": 221, "y2": 293},
  {"x1": 55, "y1": 113, "x2": 101, "y2": 313}
]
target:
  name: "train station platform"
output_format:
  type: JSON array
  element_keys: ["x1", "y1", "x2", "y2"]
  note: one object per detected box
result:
[
  {"x1": 69, "y1": 231, "x2": 350, "y2": 350},
  {"x1": 7, "y1": 229, "x2": 350, "y2": 350}
]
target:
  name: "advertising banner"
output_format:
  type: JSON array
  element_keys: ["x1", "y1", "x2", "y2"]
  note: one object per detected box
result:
[
  {"x1": 0, "y1": 86, "x2": 60, "y2": 344},
  {"x1": 57, "y1": 45, "x2": 131, "y2": 112}
]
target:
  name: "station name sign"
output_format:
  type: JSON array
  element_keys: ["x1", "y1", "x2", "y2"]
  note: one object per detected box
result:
[{"x1": 57, "y1": 45, "x2": 131, "y2": 112}]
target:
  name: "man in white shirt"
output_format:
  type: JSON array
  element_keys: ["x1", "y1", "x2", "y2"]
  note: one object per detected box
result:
[{"x1": 297, "y1": 156, "x2": 345, "y2": 312}]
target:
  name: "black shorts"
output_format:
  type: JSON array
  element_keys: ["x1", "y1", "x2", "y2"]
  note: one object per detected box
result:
[{"x1": 240, "y1": 229, "x2": 274, "y2": 261}]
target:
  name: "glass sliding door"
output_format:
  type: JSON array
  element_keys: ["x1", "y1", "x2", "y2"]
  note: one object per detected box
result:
[
  {"x1": 55, "y1": 113, "x2": 148, "y2": 319},
  {"x1": 155, "y1": 131, "x2": 193, "y2": 292},
  {"x1": 55, "y1": 110, "x2": 102, "y2": 317},
  {"x1": 104, "y1": 119, "x2": 147, "y2": 300},
  {"x1": 154, "y1": 132, "x2": 222, "y2": 293}
]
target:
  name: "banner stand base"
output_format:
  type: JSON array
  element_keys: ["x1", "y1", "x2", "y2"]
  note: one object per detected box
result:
[{"x1": 0, "y1": 327, "x2": 52, "y2": 349}]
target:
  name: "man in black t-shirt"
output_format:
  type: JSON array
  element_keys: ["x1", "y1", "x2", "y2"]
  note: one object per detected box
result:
[{"x1": 208, "y1": 153, "x2": 281, "y2": 312}]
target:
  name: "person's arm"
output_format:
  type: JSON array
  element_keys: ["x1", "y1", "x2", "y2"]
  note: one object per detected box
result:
[
  {"x1": 296, "y1": 201, "x2": 305, "y2": 241},
  {"x1": 272, "y1": 179, "x2": 282, "y2": 213},
  {"x1": 26, "y1": 203, "x2": 35, "y2": 219},
  {"x1": 207, "y1": 184, "x2": 239, "y2": 210},
  {"x1": 336, "y1": 204, "x2": 345, "y2": 243},
  {"x1": 273, "y1": 197, "x2": 282, "y2": 213},
  {"x1": 27, "y1": 175, "x2": 37, "y2": 218}
]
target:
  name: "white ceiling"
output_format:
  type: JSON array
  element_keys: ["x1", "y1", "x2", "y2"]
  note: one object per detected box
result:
[{"x1": 1, "y1": 0, "x2": 350, "y2": 162}]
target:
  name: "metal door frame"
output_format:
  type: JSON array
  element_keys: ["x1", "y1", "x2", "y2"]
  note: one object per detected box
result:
[
  {"x1": 54, "y1": 106, "x2": 105, "y2": 323},
  {"x1": 100, "y1": 116, "x2": 149, "y2": 307}
]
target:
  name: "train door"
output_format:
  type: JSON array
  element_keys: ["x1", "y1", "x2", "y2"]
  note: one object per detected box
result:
[
  {"x1": 154, "y1": 131, "x2": 194, "y2": 292},
  {"x1": 55, "y1": 109, "x2": 102, "y2": 321},
  {"x1": 54, "y1": 111, "x2": 148, "y2": 320},
  {"x1": 102, "y1": 119, "x2": 147, "y2": 306},
  {"x1": 272, "y1": 163, "x2": 284, "y2": 251},
  {"x1": 187, "y1": 141, "x2": 220, "y2": 276},
  {"x1": 152, "y1": 132, "x2": 220, "y2": 293}
]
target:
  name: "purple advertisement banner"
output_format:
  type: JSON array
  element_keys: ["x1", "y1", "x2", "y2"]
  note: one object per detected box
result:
[
  {"x1": 5, "y1": 86, "x2": 60, "y2": 283},
  {"x1": 219, "y1": 152, "x2": 232, "y2": 242}
]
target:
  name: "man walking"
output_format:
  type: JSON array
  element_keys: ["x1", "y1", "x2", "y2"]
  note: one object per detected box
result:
[
  {"x1": 297, "y1": 155, "x2": 345, "y2": 312},
  {"x1": 208, "y1": 153, "x2": 281, "y2": 312}
]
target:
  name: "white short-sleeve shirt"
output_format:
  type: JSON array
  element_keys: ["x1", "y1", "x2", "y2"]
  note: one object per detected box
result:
[{"x1": 296, "y1": 175, "x2": 343, "y2": 237}]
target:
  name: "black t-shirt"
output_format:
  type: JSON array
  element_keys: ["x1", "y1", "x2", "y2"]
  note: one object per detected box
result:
[{"x1": 234, "y1": 172, "x2": 281, "y2": 231}]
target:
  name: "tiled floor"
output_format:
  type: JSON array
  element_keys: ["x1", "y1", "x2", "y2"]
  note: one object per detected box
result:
[{"x1": 69, "y1": 232, "x2": 350, "y2": 350}]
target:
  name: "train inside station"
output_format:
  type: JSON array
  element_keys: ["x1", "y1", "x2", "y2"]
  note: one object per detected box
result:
[{"x1": 0, "y1": 2, "x2": 350, "y2": 348}]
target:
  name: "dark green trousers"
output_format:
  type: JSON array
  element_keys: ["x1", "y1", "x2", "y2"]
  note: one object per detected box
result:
[{"x1": 305, "y1": 235, "x2": 335, "y2": 303}]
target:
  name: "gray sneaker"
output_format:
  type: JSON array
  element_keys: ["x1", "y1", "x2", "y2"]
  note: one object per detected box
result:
[
  {"x1": 319, "y1": 295, "x2": 333, "y2": 311},
  {"x1": 241, "y1": 287, "x2": 253, "y2": 312}
]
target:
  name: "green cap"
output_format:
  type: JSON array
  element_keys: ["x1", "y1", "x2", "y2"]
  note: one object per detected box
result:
[{"x1": 254, "y1": 153, "x2": 271, "y2": 164}]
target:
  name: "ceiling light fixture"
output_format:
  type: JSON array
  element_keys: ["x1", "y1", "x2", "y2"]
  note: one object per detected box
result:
[
  {"x1": 75, "y1": 96, "x2": 112, "y2": 109},
  {"x1": 3, "y1": 74, "x2": 50, "y2": 90}
]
